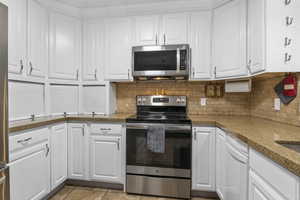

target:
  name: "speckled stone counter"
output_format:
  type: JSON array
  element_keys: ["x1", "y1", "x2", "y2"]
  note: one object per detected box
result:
[{"x1": 9, "y1": 114, "x2": 300, "y2": 177}]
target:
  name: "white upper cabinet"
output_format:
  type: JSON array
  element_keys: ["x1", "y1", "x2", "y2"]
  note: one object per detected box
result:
[
  {"x1": 212, "y1": 0, "x2": 248, "y2": 79},
  {"x1": 134, "y1": 15, "x2": 160, "y2": 46},
  {"x1": 190, "y1": 11, "x2": 212, "y2": 80},
  {"x1": 247, "y1": 0, "x2": 265, "y2": 74},
  {"x1": 83, "y1": 21, "x2": 104, "y2": 81},
  {"x1": 49, "y1": 12, "x2": 81, "y2": 80},
  {"x1": 27, "y1": 0, "x2": 48, "y2": 78},
  {"x1": 161, "y1": 13, "x2": 189, "y2": 45},
  {"x1": 192, "y1": 127, "x2": 216, "y2": 191},
  {"x1": 8, "y1": 0, "x2": 27, "y2": 75},
  {"x1": 104, "y1": 17, "x2": 132, "y2": 81}
]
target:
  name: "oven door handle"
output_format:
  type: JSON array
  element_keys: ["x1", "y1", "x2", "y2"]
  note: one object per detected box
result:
[{"x1": 126, "y1": 123, "x2": 191, "y2": 131}]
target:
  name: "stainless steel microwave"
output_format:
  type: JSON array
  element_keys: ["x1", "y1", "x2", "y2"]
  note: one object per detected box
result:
[{"x1": 132, "y1": 44, "x2": 190, "y2": 80}]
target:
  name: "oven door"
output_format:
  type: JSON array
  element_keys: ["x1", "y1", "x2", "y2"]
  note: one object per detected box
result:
[
  {"x1": 132, "y1": 45, "x2": 189, "y2": 77},
  {"x1": 126, "y1": 123, "x2": 191, "y2": 178}
]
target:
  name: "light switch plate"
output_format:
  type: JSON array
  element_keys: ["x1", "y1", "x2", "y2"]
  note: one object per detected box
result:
[
  {"x1": 274, "y1": 98, "x2": 281, "y2": 111},
  {"x1": 200, "y1": 98, "x2": 207, "y2": 106}
]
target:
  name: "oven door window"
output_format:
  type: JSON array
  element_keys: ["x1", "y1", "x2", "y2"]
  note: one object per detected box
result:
[
  {"x1": 134, "y1": 50, "x2": 177, "y2": 71},
  {"x1": 126, "y1": 128, "x2": 191, "y2": 169}
]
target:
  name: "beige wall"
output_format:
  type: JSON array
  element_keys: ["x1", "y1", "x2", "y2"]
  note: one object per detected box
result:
[
  {"x1": 116, "y1": 81, "x2": 250, "y2": 116},
  {"x1": 250, "y1": 73, "x2": 300, "y2": 126}
]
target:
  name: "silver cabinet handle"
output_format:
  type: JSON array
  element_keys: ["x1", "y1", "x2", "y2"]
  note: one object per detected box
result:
[
  {"x1": 20, "y1": 60, "x2": 24, "y2": 73},
  {"x1": 128, "y1": 69, "x2": 130, "y2": 79},
  {"x1": 214, "y1": 66, "x2": 217, "y2": 77},
  {"x1": 163, "y1": 34, "x2": 166, "y2": 45},
  {"x1": 117, "y1": 138, "x2": 120, "y2": 150},
  {"x1": 247, "y1": 60, "x2": 252, "y2": 73},
  {"x1": 285, "y1": 0, "x2": 292, "y2": 5},
  {"x1": 286, "y1": 16, "x2": 294, "y2": 26},
  {"x1": 17, "y1": 137, "x2": 32, "y2": 144},
  {"x1": 29, "y1": 61, "x2": 33, "y2": 74},
  {"x1": 82, "y1": 127, "x2": 85, "y2": 136},
  {"x1": 284, "y1": 53, "x2": 292, "y2": 63},
  {"x1": 45, "y1": 144, "x2": 50, "y2": 157},
  {"x1": 176, "y1": 48, "x2": 180, "y2": 72},
  {"x1": 76, "y1": 69, "x2": 79, "y2": 80},
  {"x1": 94, "y1": 69, "x2": 97, "y2": 80},
  {"x1": 100, "y1": 128, "x2": 112, "y2": 131},
  {"x1": 193, "y1": 132, "x2": 197, "y2": 140},
  {"x1": 155, "y1": 33, "x2": 158, "y2": 45},
  {"x1": 284, "y1": 37, "x2": 292, "y2": 47},
  {"x1": 192, "y1": 68, "x2": 195, "y2": 78}
]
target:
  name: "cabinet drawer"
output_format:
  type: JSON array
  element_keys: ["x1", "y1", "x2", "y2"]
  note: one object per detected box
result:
[
  {"x1": 249, "y1": 148, "x2": 299, "y2": 200},
  {"x1": 90, "y1": 124, "x2": 122, "y2": 135},
  {"x1": 226, "y1": 133, "x2": 248, "y2": 156},
  {"x1": 9, "y1": 127, "x2": 49, "y2": 152}
]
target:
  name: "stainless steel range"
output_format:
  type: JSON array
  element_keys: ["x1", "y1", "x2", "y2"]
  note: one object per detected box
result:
[{"x1": 126, "y1": 96, "x2": 192, "y2": 199}]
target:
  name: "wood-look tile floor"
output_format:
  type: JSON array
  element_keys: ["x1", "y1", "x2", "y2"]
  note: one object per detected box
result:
[{"x1": 50, "y1": 186, "x2": 217, "y2": 200}]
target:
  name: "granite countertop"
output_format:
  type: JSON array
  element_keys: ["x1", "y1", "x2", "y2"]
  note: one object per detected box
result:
[{"x1": 9, "y1": 114, "x2": 300, "y2": 177}]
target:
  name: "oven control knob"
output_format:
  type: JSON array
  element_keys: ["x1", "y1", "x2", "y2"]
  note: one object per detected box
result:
[
  {"x1": 142, "y1": 97, "x2": 147, "y2": 104},
  {"x1": 176, "y1": 98, "x2": 181, "y2": 104},
  {"x1": 137, "y1": 97, "x2": 142, "y2": 104},
  {"x1": 181, "y1": 98, "x2": 186, "y2": 104}
]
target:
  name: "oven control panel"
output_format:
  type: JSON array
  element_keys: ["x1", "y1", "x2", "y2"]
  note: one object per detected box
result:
[{"x1": 136, "y1": 96, "x2": 187, "y2": 106}]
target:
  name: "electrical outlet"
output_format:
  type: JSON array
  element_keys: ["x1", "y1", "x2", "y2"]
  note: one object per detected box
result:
[
  {"x1": 200, "y1": 98, "x2": 207, "y2": 106},
  {"x1": 274, "y1": 98, "x2": 281, "y2": 111}
]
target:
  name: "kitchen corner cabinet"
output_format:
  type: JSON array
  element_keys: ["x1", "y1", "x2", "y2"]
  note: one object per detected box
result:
[
  {"x1": 83, "y1": 21, "x2": 104, "y2": 81},
  {"x1": 27, "y1": 0, "x2": 48, "y2": 78},
  {"x1": 190, "y1": 11, "x2": 212, "y2": 80},
  {"x1": 9, "y1": 128, "x2": 50, "y2": 200},
  {"x1": 212, "y1": 0, "x2": 248, "y2": 79},
  {"x1": 49, "y1": 12, "x2": 81, "y2": 80},
  {"x1": 89, "y1": 135, "x2": 123, "y2": 184},
  {"x1": 192, "y1": 127, "x2": 216, "y2": 191},
  {"x1": 68, "y1": 124, "x2": 87, "y2": 180},
  {"x1": 8, "y1": 0, "x2": 27, "y2": 75},
  {"x1": 104, "y1": 18, "x2": 132, "y2": 81},
  {"x1": 51, "y1": 123, "x2": 68, "y2": 190}
]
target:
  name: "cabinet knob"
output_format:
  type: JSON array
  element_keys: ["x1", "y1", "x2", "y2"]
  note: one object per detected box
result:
[
  {"x1": 29, "y1": 62, "x2": 33, "y2": 74},
  {"x1": 247, "y1": 60, "x2": 252, "y2": 74},
  {"x1": 285, "y1": 0, "x2": 292, "y2": 5},
  {"x1": 20, "y1": 60, "x2": 24, "y2": 73},
  {"x1": 94, "y1": 69, "x2": 97, "y2": 80}
]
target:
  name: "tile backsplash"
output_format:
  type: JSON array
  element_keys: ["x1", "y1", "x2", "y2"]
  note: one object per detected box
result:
[
  {"x1": 116, "y1": 74, "x2": 300, "y2": 126},
  {"x1": 250, "y1": 73, "x2": 300, "y2": 126},
  {"x1": 116, "y1": 81, "x2": 251, "y2": 116}
]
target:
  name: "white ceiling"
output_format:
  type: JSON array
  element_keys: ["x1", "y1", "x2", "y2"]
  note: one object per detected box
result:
[{"x1": 55, "y1": 0, "x2": 192, "y2": 8}]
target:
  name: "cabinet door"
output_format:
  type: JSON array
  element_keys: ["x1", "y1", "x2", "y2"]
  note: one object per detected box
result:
[
  {"x1": 27, "y1": 0, "x2": 48, "y2": 78},
  {"x1": 8, "y1": 0, "x2": 27, "y2": 75},
  {"x1": 212, "y1": 0, "x2": 248, "y2": 78},
  {"x1": 10, "y1": 143, "x2": 50, "y2": 200},
  {"x1": 104, "y1": 18, "x2": 132, "y2": 81},
  {"x1": 224, "y1": 141, "x2": 248, "y2": 200},
  {"x1": 134, "y1": 15, "x2": 160, "y2": 46},
  {"x1": 192, "y1": 127, "x2": 215, "y2": 191},
  {"x1": 51, "y1": 123, "x2": 67, "y2": 190},
  {"x1": 89, "y1": 135, "x2": 122, "y2": 184},
  {"x1": 248, "y1": 0, "x2": 265, "y2": 74},
  {"x1": 161, "y1": 13, "x2": 189, "y2": 45},
  {"x1": 216, "y1": 129, "x2": 226, "y2": 200},
  {"x1": 68, "y1": 124, "x2": 85, "y2": 180},
  {"x1": 49, "y1": 12, "x2": 81, "y2": 80},
  {"x1": 83, "y1": 21, "x2": 104, "y2": 81},
  {"x1": 249, "y1": 170, "x2": 286, "y2": 200},
  {"x1": 190, "y1": 12, "x2": 212, "y2": 80}
]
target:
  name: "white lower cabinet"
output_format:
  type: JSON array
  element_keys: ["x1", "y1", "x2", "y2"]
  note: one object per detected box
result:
[
  {"x1": 216, "y1": 128, "x2": 226, "y2": 200},
  {"x1": 50, "y1": 123, "x2": 68, "y2": 190},
  {"x1": 9, "y1": 128, "x2": 50, "y2": 200},
  {"x1": 89, "y1": 135, "x2": 123, "y2": 184},
  {"x1": 249, "y1": 148, "x2": 300, "y2": 200},
  {"x1": 224, "y1": 134, "x2": 248, "y2": 200},
  {"x1": 192, "y1": 127, "x2": 216, "y2": 191},
  {"x1": 68, "y1": 123, "x2": 87, "y2": 180}
]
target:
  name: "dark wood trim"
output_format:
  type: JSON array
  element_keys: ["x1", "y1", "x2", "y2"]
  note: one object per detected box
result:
[
  {"x1": 191, "y1": 190, "x2": 219, "y2": 199},
  {"x1": 66, "y1": 179, "x2": 123, "y2": 190}
]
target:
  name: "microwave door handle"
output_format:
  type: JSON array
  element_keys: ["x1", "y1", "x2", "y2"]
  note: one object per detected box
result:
[{"x1": 176, "y1": 48, "x2": 180, "y2": 72}]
